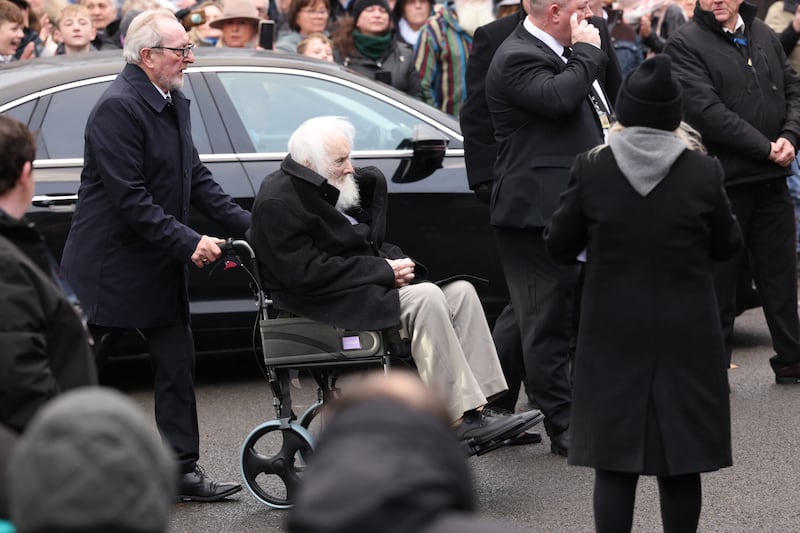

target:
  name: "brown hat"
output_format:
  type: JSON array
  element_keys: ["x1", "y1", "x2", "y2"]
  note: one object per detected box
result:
[{"x1": 209, "y1": 0, "x2": 261, "y2": 29}]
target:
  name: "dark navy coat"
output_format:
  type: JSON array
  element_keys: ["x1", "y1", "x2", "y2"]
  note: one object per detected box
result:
[{"x1": 61, "y1": 63, "x2": 250, "y2": 329}]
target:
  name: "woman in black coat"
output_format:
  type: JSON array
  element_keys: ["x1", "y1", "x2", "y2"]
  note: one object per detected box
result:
[{"x1": 545, "y1": 55, "x2": 743, "y2": 533}]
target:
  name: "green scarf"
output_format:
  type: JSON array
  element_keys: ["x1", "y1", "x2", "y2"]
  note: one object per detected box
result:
[{"x1": 353, "y1": 30, "x2": 392, "y2": 60}]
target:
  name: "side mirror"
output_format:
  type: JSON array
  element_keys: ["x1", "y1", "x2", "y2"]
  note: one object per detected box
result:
[{"x1": 391, "y1": 124, "x2": 449, "y2": 183}]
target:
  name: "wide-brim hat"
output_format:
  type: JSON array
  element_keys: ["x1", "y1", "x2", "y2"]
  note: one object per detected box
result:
[{"x1": 209, "y1": 0, "x2": 261, "y2": 29}]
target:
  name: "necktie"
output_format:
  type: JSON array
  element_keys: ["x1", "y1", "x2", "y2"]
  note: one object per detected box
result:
[
  {"x1": 562, "y1": 46, "x2": 572, "y2": 59},
  {"x1": 166, "y1": 94, "x2": 173, "y2": 106}
]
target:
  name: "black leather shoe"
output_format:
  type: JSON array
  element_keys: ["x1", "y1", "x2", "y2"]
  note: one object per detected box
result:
[
  {"x1": 507, "y1": 429, "x2": 542, "y2": 446},
  {"x1": 455, "y1": 409, "x2": 527, "y2": 444},
  {"x1": 550, "y1": 428, "x2": 569, "y2": 456},
  {"x1": 178, "y1": 466, "x2": 242, "y2": 502},
  {"x1": 775, "y1": 361, "x2": 800, "y2": 384}
]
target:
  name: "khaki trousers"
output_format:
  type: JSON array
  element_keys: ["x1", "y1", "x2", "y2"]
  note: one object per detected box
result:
[{"x1": 398, "y1": 281, "x2": 508, "y2": 420}]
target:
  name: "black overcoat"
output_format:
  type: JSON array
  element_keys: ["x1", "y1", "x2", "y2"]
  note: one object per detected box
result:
[
  {"x1": 545, "y1": 147, "x2": 743, "y2": 475},
  {"x1": 249, "y1": 157, "x2": 424, "y2": 331},
  {"x1": 60, "y1": 63, "x2": 250, "y2": 328}
]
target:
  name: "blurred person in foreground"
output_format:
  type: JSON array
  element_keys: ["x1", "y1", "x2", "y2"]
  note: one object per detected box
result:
[
  {"x1": 665, "y1": 0, "x2": 800, "y2": 381},
  {"x1": 59, "y1": 9, "x2": 250, "y2": 502},
  {"x1": 0, "y1": 115, "x2": 97, "y2": 435},
  {"x1": 9, "y1": 387, "x2": 176, "y2": 533},
  {"x1": 287, "y1": 371, "x2": 530, "y2": 533},
  {"x1": 545, "y1": 55, "x2": 742, "y2": 533},
  {"x1": 249, "y1": 116, "x2": 544, "y2": 451}
]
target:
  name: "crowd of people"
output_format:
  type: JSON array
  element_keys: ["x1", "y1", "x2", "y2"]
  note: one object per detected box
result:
[{"x1": 3, "y1": 0, "x2": 800, "y2": 531}]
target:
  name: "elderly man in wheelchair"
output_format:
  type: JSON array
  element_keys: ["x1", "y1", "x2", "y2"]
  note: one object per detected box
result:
[{"x1": 248, "y1": 115, "x2": 543, "y2": 454}]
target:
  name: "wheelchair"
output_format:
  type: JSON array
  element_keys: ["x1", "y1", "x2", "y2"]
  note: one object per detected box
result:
[{"x1": 220, "y1": 239, "x2": 516, "y2": 510}]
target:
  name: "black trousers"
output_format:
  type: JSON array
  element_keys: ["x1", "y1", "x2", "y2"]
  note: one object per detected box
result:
[
  {"x1": 493, "y1": 226, "x2": 577, "y2": 435},
  {"x1": 92, "y1": 318, "x2": 199, "y2": 474},
  {"x1": 488, "y1": 302, "x2": 526, "y2": 412},
  {"x1": 715, "y1": 178, "x2": 800, "y2": 369}
]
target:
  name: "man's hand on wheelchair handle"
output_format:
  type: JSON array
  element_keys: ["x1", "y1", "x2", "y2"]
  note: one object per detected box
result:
[
  {"x1": 191, "y1": 235, "x2": 226, "y2": 268},
  {"x1": 472, "y1": 180, "x2": 493, "y2": 205},
  {"x1": 387, "y1": 257, "x2": 415, "y2": 287}
]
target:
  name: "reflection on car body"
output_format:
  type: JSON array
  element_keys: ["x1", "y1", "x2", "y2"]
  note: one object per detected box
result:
[{"x1": 0, "y1": 48, "x2": 506, "y2": 357}]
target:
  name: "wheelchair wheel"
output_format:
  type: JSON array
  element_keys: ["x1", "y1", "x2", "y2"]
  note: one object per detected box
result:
[{"x1": 240, "y1": 420, "x2": 314, "y2": 509}]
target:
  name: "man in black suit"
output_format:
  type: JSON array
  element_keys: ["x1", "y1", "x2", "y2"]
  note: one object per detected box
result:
[
  {"x1": 485, "y1": 0, "x2": 613, "y2": 455},
  {"x1": 460, "y1": 2, "x2": 621, "y2": 419},
  {"x1": 60, "y1": 10, "x2": 249, "y2": 501}
]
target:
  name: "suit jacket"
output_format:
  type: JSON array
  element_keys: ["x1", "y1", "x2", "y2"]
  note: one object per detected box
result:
[
  {"x1": 61, "y1": 63, "x2": 250, "y2": 328},
  {"x1": 461, "y1": 14, "x2": 621, "y2": 191},
  {"x1": 545, "y1": 146, "x2": 741, "y2": 474},
  {"x1": 486, "y1": 25, "x2": 609, "y2": 228}
]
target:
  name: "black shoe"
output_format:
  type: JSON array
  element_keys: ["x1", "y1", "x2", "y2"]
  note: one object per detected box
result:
[
  {"x1": 178, "y1": 466, "x2": 242, "y2": 502},
  {"x1": 550, "y1": 428, "x2": 569, "y2": 456},
  {"x1": 774, "y1": 361, "x2": 800, "y2": 384},
  {"x1": 455, "y1": 409, "x2": 528, "y2": 444},
  {"x1": 507, "y1": 429, "x2": 542, "y2": 446}
]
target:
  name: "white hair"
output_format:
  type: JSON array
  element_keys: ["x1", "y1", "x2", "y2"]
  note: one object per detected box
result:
[
  {"x1": 122, "y1": 9, "x2": 178, "y2": 65},
  {"x1": 288, "y1": 116, "x2": 355, "y2": 177}
]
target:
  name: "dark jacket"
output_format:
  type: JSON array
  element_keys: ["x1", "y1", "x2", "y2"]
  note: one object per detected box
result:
[
  {"x1": 61, "y1": 63, "x2": 250, "y2": 328},
  {"x1": 461, "y1": 14, "x2": 621, "y2": 192},
  {"x1": 335, "y1": 36, "x2": 423, "y2": 98},
  {"x1": 91, "y1": 18, "x2": 122, "y2": 50},
  {"x1": 249, "y1": 157, "x2": 424, "y2": 330},
  {"x1": 0, "y1": 210, "x2": 97, "y2": 433},
  {"x1": 486, "y1": 25, "x2": 608, "y2": 228},
  {"x1": 287, "y1": 397, "x2": 527, "y2": 533},
  {"x1": 665, "y1": 2, "x2": 800, "y2": 186},
  {"x1": 545, "y1": 147, "x2": 742, "y2": 475},
  {"x1": 641, "y1": 3, "x2": 686, "y2": 54}
]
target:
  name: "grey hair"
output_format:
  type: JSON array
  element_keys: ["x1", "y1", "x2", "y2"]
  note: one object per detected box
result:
[
  {"x1": 288, "y1": 116, "x2": 355, "y2": 176},
  {"x1": 588, "y1": 121, "x2": 707, "y2": 158},
  {"x1": 122, "y1": 9, "x2": 176, "y2": 65}
]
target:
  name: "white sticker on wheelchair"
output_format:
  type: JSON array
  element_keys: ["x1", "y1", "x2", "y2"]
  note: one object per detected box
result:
[{"x1": 342, "y1": 336, "x2": 362, "y2": 350}]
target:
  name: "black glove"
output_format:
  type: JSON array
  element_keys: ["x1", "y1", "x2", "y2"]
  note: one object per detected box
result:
[{"x1": 472, "y1": 181, "x2": 493, "y2": 205}]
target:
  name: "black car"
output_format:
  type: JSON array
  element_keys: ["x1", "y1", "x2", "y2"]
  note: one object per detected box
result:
[{"x1": 0, "y1": 49, "x2": 507, "y2": 356}]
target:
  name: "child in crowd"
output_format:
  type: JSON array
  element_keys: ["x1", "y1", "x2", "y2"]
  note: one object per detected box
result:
[
  {"x1": 0, "y1": 0, "x2": 25, "y2": 63},
  {"x1": 53, "y1": 4, "x2": 95, "y2": 54},
  {"x1": 297, "y1": 31, "x2": 332, "y2": 61}
]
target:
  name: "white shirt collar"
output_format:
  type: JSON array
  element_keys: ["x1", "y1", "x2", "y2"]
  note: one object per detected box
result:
[
  {"x1": 724, "y1": 14, "x2": 745, "y2": 33},
  {"x1": 151, "y1": 82, "x2": 171, "y2": 101},
  {"x1": 523, "y1": 17, "x2": 569, "y2": 59}
]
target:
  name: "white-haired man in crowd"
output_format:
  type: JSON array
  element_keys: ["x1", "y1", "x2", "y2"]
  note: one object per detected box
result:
[{"x1": 249, "y1": 116, "x2": 544, "y2": 451}]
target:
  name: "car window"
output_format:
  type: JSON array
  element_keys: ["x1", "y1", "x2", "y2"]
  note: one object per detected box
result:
[
  {"x1": 218, "y1": 72, "x2": 418, "y2": 153},
  {"x1": 35, "y1": 77, "x2": 211, "y2": 159},
  {"x1": 4, "y1": 99, "x2": 35, "y2": 126}
]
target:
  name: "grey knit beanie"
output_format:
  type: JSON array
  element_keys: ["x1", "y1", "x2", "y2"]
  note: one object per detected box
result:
[{"x1": 8, "y1": 387, "x2": 176, "y2": 533}]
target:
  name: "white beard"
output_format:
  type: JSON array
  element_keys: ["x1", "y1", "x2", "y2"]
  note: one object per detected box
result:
[
  {"x1": 454, "y1": 0, "x2": 495, "y2": 36},
  {"x1": 332, "y1": 173, "x2": 361, "y2": 212}
]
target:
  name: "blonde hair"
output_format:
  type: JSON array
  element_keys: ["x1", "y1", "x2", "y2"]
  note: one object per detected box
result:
[
  {"x1": 56, "y1": 4, "x2": 92, "y2": 28},
  {"x1": 296, "y1": 31, "x2": 331, "y2": 54},
  {"x1": 589, "y1": 121, "x2": 707, "y2": 158}
]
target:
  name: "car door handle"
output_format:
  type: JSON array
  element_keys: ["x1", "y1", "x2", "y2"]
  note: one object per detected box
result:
[{"x1": 31, "y1": 194, "x2": 78, "y2": 211}]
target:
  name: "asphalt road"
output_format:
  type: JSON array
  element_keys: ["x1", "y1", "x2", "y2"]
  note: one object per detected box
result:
[{"x1": 103, "y1": 305, "x2": 800, "y2": 533}]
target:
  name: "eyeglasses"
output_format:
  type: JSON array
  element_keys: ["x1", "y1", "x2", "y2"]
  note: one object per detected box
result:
[
  {"x1": 299, "y1": 7, "x2": 329, "y2": 15},
  {"x1": 151, "y1": 43, "x2": 195, "y2": 58}
]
